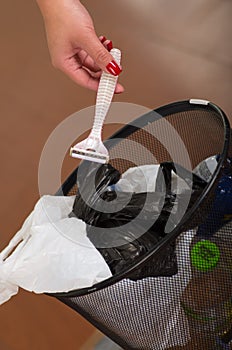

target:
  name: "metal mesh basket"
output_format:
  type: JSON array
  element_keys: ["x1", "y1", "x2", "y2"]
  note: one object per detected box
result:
[{"x1": 49, "y1": 100, "x2": 231, "y2": 350}]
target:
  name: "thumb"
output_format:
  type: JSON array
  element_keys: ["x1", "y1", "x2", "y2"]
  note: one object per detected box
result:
[{"x1": 84, "y1": 33, "x2": 122, "y2": 76}]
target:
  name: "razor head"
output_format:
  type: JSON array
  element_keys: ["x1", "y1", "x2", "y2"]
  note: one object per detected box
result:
[{"x1": 70, "y1": 147, "x2": 109, "y2": 164}]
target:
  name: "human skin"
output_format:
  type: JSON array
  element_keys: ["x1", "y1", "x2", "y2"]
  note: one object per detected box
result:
[{"x1": 36, "y1": 0, "x2": 124, "y2": 92}]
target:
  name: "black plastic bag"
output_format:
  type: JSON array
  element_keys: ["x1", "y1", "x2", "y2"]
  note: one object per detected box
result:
[{"x1": 71, "y1": 161, "x2": 207, "y2": 279}]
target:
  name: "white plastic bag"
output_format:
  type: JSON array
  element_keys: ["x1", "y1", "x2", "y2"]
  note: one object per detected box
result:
[
  {"x1": 115, "y1": 164, "x2": 160, "y2": 192},
  {"x1": 0, "y1": 195, "x2": 112, "y2": 305},
  {"x1": 114, "y1": 164, "x2": 190, "y2": 195}
]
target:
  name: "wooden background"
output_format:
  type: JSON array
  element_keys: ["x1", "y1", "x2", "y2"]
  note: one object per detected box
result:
[{"x1": 0, "y1": 1, "x2": 231, "y2": 349}]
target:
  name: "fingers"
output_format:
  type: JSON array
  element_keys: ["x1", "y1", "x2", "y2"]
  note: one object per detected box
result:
[
  {"x1": 114, "y1": 83, "x2": 124, "y2": 94},
  {"x1": 62, "y1": 63, "x2": 100, "y2": 91},
  {"x1": 77, "y1": 50, "x2": 101, "y2": 73},
  {"x1": 76, "y1": 36, "x2": 116, "y2": 73},
  {"x1": 58, "y1": 35, "x2": 124, "y2": 93},
  {"x1": 77, "y1": 36, "x2": 113, "y2": 73},
  {"x1": 61, "y1": 56, "x2": 124, "y2": 93},
  {"x1": 99, "y1": 35, "x2": 113, "y2": 52},
  {"x1": 82, "y1": 31, "x2": 122, "y2": 77},
  {"x1": 100, "y1": 37, "x2": 124, "y2": 92}
]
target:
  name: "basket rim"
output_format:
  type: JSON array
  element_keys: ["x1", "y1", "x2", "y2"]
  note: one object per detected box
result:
[{"x1": 49, "y1": 99, "x2": 231, "y2": 298}]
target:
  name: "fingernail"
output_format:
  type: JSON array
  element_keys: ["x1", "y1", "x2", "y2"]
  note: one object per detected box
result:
[
  {"x1": 106, "y1": 60, "x2": 122, "y2": 76},
  {"x1": 100, "y1": 36, "x2": 107, "y2": 43},
  {"x1": 107, "y1": 41, "x2": 113, "y2": 51}
]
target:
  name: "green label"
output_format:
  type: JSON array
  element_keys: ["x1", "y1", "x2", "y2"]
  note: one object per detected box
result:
[{"x1": 191, "y1": 240, "x2": 220, "y2": 272}]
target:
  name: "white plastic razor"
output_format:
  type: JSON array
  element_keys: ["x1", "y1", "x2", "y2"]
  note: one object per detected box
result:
[{"x1": 70, "y1": 48, "x2": 121, "y2": 164}]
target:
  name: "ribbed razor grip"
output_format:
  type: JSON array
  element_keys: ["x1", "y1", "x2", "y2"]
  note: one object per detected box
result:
[{"x1": 91, "y1": 48, "x2": 121, "y2": 137}]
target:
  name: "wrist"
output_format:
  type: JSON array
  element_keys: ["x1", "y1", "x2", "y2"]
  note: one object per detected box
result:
[{"x1": 36, "y1": 0, "x2": 81, "y2": 20}]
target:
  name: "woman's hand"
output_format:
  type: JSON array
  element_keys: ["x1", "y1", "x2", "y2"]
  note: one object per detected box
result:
[{"x1": 37, "y1": 0, "x2": 124, "y2": 92}]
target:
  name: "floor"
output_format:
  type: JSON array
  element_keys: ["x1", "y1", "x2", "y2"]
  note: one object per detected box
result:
[{"x1": 0, "y1": 1, "x2": 231, "y2": 349}]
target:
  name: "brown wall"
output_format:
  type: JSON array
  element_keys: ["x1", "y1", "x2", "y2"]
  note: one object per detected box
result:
[{"x1": 0, "y1": 1, "x2": 231, "y2": 349}]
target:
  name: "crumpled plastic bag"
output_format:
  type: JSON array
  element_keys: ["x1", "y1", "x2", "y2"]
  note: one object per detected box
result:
[
  {"x1": 0, "y1": 195, "x2": 112, "y2": 305},
  {"x1": 71, "y1": 161, "x2": 206, "y2": 279},
  {"x1": 113, "y1": 163, "x2": 191, "y2": 195},
  {"x1": 113, "y1": 164, "x2": 160, "y2": 193}
]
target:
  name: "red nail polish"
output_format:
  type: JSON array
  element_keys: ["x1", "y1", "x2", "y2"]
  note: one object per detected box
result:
[
  {"x1": 106, "y1": 60, "x2": 122, "y2": 76},
  {"x1": 107, "y1": 41, "x2": 113, "y2": 51},
  {"x1": 100, "y1": 36, "x2": 107, "y2": 43}
]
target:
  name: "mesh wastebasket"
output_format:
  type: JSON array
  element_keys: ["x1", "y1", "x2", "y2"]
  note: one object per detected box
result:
[{"x1": 50, "y1": 100, "x2": 232, "y2": 350}]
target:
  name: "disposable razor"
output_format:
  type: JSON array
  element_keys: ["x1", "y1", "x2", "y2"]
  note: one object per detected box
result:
[{"x1": 70, "y1": 48, "x2": 121, "y2": 164}]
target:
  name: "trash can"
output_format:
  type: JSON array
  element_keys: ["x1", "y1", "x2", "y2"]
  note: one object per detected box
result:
[{"x1": 49, "y1": 100, "x2": 232, "y2": 350}]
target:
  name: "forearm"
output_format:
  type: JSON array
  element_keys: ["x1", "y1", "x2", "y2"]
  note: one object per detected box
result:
[
  {"x1": 36, "y1": 0, "x2": 57, "y2": 17},
  {"x1": 36, "y1": 0, "x2": 123, "y2": 91},
  {"x1": 36, "y1": 0, "x2": 82, "y2": 22}
]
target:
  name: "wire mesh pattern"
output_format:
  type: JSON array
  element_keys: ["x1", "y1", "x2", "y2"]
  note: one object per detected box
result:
[{"x1": 53, "y1": 101, "x2": 231, "y2": 349}]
